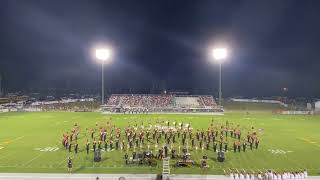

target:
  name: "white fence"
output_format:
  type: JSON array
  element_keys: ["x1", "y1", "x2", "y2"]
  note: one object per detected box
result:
[
  {"x1": 281, "y1": 110, "x2": 314, "y2": 115},
  {"x1": 231, "y1": 98, "x2": 288, "y2": 107}
]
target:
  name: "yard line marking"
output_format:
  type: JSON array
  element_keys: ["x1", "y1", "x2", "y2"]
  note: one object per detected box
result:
[
  {"x1": 0, "y1": 152, "x2": 16, "y2": 161},
  {"x1": 1, "y1": 136, "x2": 25, "y2": 146},
  {"x1": 57, "y1": 156, "x2": 70, "y2": 167},
  {"x1": 297, "y1": 138, "x2": 320, "y2": 148},
  {"x1": 23, "y1": 152, "x2": 46, "y2": 167}
]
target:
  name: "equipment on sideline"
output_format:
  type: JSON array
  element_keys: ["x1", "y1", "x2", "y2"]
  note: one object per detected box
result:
[
  {"x1": 94, "y1": 149, "x2": 101, "y2": 162},
  {"x1": 217, "y1": 151, "x2": 225, "y2": 162}
]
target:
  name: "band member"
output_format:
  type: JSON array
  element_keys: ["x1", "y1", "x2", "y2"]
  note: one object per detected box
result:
[
  {"x1": 110, "y1": 140, "x2": 113, "y2": 150},
  {"x1": 237, "y1": 130, "x2": 241, "y2": 140},
  {"x1": 115, "y1": 139, "x2": 119, "y2": 150},
  {"x1": 65, "y1": 139, "x2": 69, "y2": 150},
  {"x1": 99, "y1": 131, "x2": 103, "y2": 141},
  {"x1": 70, "y1": 133, "x2": 73, "y2": 142},
  {"x1": 103, "y1": 131, "x2": 107, "y2": 142},
  {"x1": 213, "y1": 141, "x2": 217, "y2": 152},
  {"x1": 158, "y1": 148, "x2": 163, "y2": 159},
  {"x1": 224, "y1": 141, "x2": 228, "y2": 152},
  {"x1": 182, "y1": 136, "x2": 186, "y2": 146},
  {"x1": 98, "y1": 140, "x2": 101, "y2": 150},
  {"x1": 93, "y1": 139, "x2": 97, "y2": 152},
  {"x1": 68, "y1": 143, "x2": 72, "y2": 152},
  {"x1": 191, "y1": 138, "x2": 195, "y2": 147},
  {"x1": 232, "y1": 128, "x2": 236, "y2": 138},
  {"x1": 135, "y1": 139, "x2": 139, "y2": 147},
  {"x1": 171, "y1": 148, "x2": 176, "y2": 158},
  {"x1": 255, "y1": 138, "x2": 259, "y2": 149},
  {"x1": 62, "y1": 134, "x2": 66, "y2": 147},
  {"x1": 233, "y1": 141, "x2": 237, "y2": 153},
  {"x1": 219, "y1": 141, "x2": 223, "y2": 152},
  {"x1": 164, "y1": 145, "x2": 168, "y2": 158},
  {"x1": 250, "y1": 139, "x2": 253, "y2": 150},
  {"x1": 124, "y1": 153, "x2": 128, "y2": 164},
  {"x1": 196, "y1": 131, "x2": 200, "y2": 141},
  {"x1": 104, "y1": 141, "x2": 108, "y2": 152},
  {"x1": 86, "y1": 140, "x2": 90, "y2": 154},
  {"x1": 237, "y1": 141, "x2": 241, "y2": 152},
  {"x1": 132, "y1": 151, "x2": 136, "y2": 159},
  {"x1": 67, "y1": 157, "x2": 72, "y2": 174},
  {"x1": 91, "y1": 129, "x2": 94, "y2": 139},
  {"x1": 74, "y1": 142, "x2": 78, "y2": 154},
  {"x1": 242, "y1": 142, "x2": 247, "y2": 152},
  {"x1": 122, "y1": 140, "x2": 125, "y2": 150}
]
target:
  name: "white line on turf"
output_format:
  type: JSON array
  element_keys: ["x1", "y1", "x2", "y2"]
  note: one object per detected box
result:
[{"x1": 23, "y1": 152, "x2": 46, "y2": 167}]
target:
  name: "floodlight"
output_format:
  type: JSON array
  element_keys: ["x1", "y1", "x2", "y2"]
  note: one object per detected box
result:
[
  {"x1": 95, "y1": 48, "x2": 111, "y2": 62},
  {"x1": 212, "y1": 48, "x2": 227, "y2": 61}
]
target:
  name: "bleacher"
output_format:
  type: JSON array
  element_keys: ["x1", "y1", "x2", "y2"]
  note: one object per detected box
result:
[
  {"x1": 105, "y1": 94, "x2": 221, "y2": 113},
  {"x1": 175, "y1": 96, "x2": 200, "y2": 108}
]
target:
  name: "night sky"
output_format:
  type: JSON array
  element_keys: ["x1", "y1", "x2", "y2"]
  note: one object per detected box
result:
[{"x1": 1, "y1": 0, "x2": 320, "y2": 97}]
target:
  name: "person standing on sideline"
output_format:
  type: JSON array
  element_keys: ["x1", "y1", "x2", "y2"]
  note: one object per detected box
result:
[{"x1": 67, "y1": 157, "x2": 72, "y2": 174}]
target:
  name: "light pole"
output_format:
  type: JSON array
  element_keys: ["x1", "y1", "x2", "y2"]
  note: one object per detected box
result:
[
  {"x1": 95, "y1": 48, "x2": 111, "y2": 105},
  {"x1": 212, "y1": 48, "x2": 227, "y2": 106}
]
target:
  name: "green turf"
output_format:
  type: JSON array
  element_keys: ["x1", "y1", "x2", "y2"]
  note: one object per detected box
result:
[{"x1": 0, "y1": 112, "x2": 319, "y2": 175}]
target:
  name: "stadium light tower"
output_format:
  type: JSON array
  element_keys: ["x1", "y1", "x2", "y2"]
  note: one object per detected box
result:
[
  {"x1": 95, "y1": 48, "x2": 112, "y2": 105},
  {"x1": 212, "y1": 48, "x2": 228, "y2": 106}
]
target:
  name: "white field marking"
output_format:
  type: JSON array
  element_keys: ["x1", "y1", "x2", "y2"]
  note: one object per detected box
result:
[
  {"x1": 0, "y1": 147, "x2": 3, "y2": 150},
  {"x1": 63, "y1": 121, "x2": 68, "y2": 123},
  {"x1": 298, "y1": 138, "x2": 320, "y2": 148},
  {"x1": 34, "y1": 147, "x2": 59, "y2": 152},
  {"x1": 267, "y1": 149, "x2": 293, "y2": 154},
  {"x1": 57, "y1": 156, "x2": 70, "y2": 167},
  {"x1": 0, "y1": 152, "x2": 16, "y2": 161},
  {"x1": 22, "y1": 152, "x2": 46, "y2": 166},
  {"x1": 1, "y1": 136, "x2": 25, "y2": 146}
]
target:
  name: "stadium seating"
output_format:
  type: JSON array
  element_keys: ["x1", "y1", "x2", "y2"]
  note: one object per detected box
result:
[
  {"x1": 105, "y1": 94, "x2": 220, "y2": 112},
  {"x1": 106, "y1": 94, "x2": 174, "y2": 108},
  {"x1": 175, "y1": 96, "x2": 200, "y2": 107}
]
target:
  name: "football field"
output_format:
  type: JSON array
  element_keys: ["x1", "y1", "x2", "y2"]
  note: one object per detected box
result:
[{"x1": 0, "y1": 112, "x2": 319, "y2": 175}]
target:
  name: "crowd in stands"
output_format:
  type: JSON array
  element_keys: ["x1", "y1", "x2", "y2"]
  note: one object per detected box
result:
[
  {"x1": 106, "y1": 95, "x2": 120, "y2": 106},
  {"x1": 105, "y1": 94, "x2": 220, "y2": 113},
  {"x1": 106, "y1": 94, "x2": 174, "y2": 108},
  {"x1": 200, "y1": 96, "x2": 217, "y2": 107},
  {"x1": 39, "y1": 101, "x2": 99, "y2": 112}
]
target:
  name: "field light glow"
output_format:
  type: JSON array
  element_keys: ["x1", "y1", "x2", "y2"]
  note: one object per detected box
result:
[
  {"x1": 95, "y1": 48, "x2": 111, "y2": 62},
  {"x1": 212, "y1": 48, "x2": 227, "y2": 61}
]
